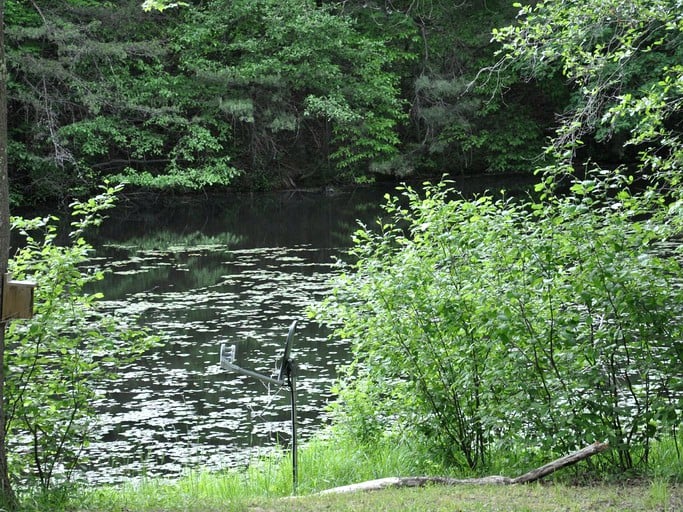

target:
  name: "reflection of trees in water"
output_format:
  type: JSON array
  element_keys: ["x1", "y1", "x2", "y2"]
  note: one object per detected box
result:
[
  {"x1": 79, "y1": 259, "x2": 342, "y2": 484},
  {"x1": 92, "y1": 249, "x2": 234, "y2": 301},
  {"x1": 103, "y1": 229, "x2": 244, "y2": 252}
]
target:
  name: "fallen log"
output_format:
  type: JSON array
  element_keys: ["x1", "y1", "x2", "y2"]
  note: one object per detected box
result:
[
  {"x1": 510, "y1": 440, "x2": 609, "y2": 484},
  {"x1": 320, "y1": 441, "x2": 609, "y2": 494}
]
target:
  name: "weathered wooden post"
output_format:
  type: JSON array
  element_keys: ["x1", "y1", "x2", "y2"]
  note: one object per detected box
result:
[{"x1": 1, "y1": 273, "x2": 36, "y2": 321}]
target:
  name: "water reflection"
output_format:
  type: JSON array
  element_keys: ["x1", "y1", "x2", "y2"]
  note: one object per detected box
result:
[
  {"x1": 81, "y1": 178, "x2": 536, "y2": 484},
  {"x1": 79, "y1": 189, "x2": 395, "y2": 484},
  {"x1": 83, "y1": 244, "x2": 344, "y2": 484}
]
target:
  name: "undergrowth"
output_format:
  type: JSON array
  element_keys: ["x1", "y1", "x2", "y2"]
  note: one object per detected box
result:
[{"x1": 12, "y1": 430, "x2": 683, "y2": 511}]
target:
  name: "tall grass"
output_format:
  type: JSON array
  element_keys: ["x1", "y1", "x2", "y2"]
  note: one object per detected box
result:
[
  {"x1": 70, "y1": 434, "x2": 424, "y2": 511},
  {"x1": 14, "y1": 431, "x2": 683, "y2": 511}
]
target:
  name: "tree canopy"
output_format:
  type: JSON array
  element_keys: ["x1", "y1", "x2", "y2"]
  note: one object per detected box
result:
[
  {"x1": 315, "y1": 0, "x2": 683, "y2": 474},
  {"x1": 493, "y1": 0, "x2": 683, "y2": 191},
  {"x1": 5, "y1": 0, "x2": 565, "y2": 203}
]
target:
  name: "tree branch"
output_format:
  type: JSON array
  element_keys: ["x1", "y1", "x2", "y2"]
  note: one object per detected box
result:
[{"x1": 320, "y1": 442, "x2": 609, "y2": 494}]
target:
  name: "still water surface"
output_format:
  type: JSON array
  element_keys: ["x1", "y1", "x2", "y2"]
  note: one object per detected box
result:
[
  {"x1": 80, "y1": 176, "x2": 535, "y2": 484},
  {"x1": 80, "y1": 187, "x2": 391, "y2": 484}
]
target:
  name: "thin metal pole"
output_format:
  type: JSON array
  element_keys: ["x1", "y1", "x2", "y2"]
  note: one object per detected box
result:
[
  {"x1": 221, "y1": 358, "x2": 284, "y2": 386},
  {"x1": 289, "y1": 364, "x2": 298, "y2": 495},
  {"x1": 219, "y1": 321, "x2": 300, "y2": 494}
]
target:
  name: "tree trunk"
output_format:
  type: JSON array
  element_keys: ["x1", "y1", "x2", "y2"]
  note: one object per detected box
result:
[{"x1": 0, "y1": 0, "x2": 16, "y2": 506}]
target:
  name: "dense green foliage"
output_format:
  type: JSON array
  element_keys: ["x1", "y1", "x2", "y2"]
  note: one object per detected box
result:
[
  {"x1": 317, "y1": 181, "x2": 683, "y2": 471},
  {"x1": 6, "y1": 0, "x2": 235, "y2": 201},
  {"x1": 10, "y1": 0, "x2": 680, "y2": 202},
  {"x1": 493, "y1": 0, "x2": 683, "y2": 188},
  {"x1": 6, "y1": 185, "x2": 157, "y2": 490},
  {"x1": 6, "y1": 0, "x2": 561, "y2": 203},
  {"x1": 315, "y1": 0, "x2": 683, "y2": 475},
  {"x1": 166, "y1": 0, "x2": 408, "y2": 186}
]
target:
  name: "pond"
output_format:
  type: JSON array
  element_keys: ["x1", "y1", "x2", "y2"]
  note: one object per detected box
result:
[
  {"x1": 78, "y1": 186, "x2": 392, "y2": 484},
  {"x1": 78, "y1": 175, "x2": 536, "y2": 484}
]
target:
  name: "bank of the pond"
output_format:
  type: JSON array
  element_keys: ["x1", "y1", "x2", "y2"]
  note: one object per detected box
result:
[
  {"x1": 45, "y1": 434, "x2": 681, "y2": 512},
  {"x1": 71, "y1": 482, "x2": 683, "y2": 512}
]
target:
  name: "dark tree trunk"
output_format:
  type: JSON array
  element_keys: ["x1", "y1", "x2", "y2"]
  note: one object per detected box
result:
[{"x1": 0, "y1": 0, "x2": 17, "y2": 506}]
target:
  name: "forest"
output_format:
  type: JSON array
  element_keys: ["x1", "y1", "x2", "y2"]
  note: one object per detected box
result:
[
  {"x1": 6, "y1": 0, "x2": 573, "y2": 204},
  {"x1": 0, "y1": 0, "x2": 682, "y2": 508}
]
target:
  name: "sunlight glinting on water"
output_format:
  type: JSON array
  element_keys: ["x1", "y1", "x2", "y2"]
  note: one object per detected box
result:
[{"x1": 82, "y1": 243, "x2": 347, "y2": 485}]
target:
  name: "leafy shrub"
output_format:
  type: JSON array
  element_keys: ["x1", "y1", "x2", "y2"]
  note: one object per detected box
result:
[
  {"x1": 5, "y1": 185, "x2": 159, "y2": 490},
  {"x1": 315, "y1": 179, "x2": 683, "y2": 472}
]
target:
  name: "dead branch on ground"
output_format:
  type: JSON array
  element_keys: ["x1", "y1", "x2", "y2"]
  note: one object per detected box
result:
[{"x1": 320, "y1": 441, "x2": 609, "y2": 494}]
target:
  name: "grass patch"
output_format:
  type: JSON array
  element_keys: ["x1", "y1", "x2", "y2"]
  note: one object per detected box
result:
[
  {"x1": 20, "y1": 433, "x2": 683, "y2": 511},
  {"x1": 256, "y1": 483, "x2": 683, "y2": 512},
  {"x1": 73, "y1": 436, "x2": 420, "y2": 511},
  {"x1": 73, "y1": 481, "x2": 683, "y2": 512}
]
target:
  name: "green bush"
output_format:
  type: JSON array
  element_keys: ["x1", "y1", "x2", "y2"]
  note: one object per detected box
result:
[
  {"x1": 6, "y1": 185, "x2": 159, "y2": 490},
  {"x1": 316, "y1": 178, "x2": 683, "y2": 472}
]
